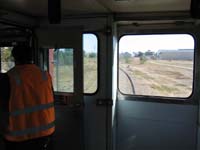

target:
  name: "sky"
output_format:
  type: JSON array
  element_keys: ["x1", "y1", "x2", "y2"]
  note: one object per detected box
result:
[
  {"x1": 83, "y1": 34, "x2": 194, "y2": 54},
  {"x1": 83, "y1": 34, "x2": 97, "y2": 53},
  {"x1": 45, "y1": 34, "x2": 98, "y2": 53},
  {"x1": 119, "y1": 34, "x2": 195, "y2": 53}
]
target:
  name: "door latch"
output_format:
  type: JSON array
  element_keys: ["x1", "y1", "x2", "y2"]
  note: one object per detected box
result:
[{"x1": 96, "y1": 98, "x2": 113, "y2": 106}]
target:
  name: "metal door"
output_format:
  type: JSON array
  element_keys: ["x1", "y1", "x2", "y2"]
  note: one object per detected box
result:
[{"x1": 36, "y1": 27, "x2": 84, "y2": 150}]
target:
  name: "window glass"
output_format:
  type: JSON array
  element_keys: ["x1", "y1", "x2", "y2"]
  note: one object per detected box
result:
[
  {"x1": 119, "y1": 34, "x2": 194, "y2": 98},
  {"x1": 83, "y1": 34, "x2": 98, "y2": 93},
  {"x1": 0, "y1": 47, "x2": 14, "y2": 73},
  {"x1": 48, "y1": 33, "x2": 98, "y2": 94},
  {"x1": 49, "y1": 48, "x2": 74, "y2": 92}
]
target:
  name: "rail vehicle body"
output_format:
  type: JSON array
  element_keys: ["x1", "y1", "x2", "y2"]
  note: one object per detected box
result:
[{"x1": 0, "y1": 0, "x2": 200, "y2": 150}]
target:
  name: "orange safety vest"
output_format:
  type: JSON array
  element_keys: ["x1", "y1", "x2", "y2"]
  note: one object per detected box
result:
[{"x1": 5, "y1": 64, "x2": 55, "y2": 142}]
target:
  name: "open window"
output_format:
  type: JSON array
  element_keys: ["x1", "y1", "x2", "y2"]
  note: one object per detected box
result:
[{"x1": 0, "y1": 47, "x2": 14, "y2": 72}]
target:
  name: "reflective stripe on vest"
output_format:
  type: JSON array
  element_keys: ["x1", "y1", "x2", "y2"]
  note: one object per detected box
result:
[
  {"x1": 10, "y1": 102, "x2": 54, "y2": 116},
  {"x1": 8, "y1": 121, "x2": 55, "y2": 136}
]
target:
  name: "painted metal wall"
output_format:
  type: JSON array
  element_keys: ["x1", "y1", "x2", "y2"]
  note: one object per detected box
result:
[
  {"x1": 116, "y1": 20, "x2": 200, "y2": 150},
  {"x1": 117, "y1": 100, "x2": 198, "y2": 150}
]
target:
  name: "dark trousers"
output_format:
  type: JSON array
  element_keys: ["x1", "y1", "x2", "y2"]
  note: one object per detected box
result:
[{"x1": 4, "y1": 135, "x2": 54, "y2": 150}]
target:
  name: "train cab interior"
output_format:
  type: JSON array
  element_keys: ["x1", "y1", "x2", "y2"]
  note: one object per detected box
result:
[{"x1": 0, "y1": 0, "x2": 200, "y2": 150}]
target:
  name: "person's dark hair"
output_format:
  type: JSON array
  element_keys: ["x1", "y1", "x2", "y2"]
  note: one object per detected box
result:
[{"x1": 12, "y1": 45, "x2": 33, "y2": 64}]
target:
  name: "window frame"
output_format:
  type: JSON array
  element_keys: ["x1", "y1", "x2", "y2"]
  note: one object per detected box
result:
[
  {"x1": 117, "y1": 28, "x2": 197, "y2": 104},
  {"x1": 46, "y1": 33, "x2": 100, "y2": 95}
]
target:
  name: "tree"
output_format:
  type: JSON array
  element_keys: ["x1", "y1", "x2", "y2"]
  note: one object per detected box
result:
[
  {"x1": 120, "y1": 52, "x2": 132, "y2": 64},
  {"x1": 63, "y1": 49, "x2": 73, "y2": 65},
  {"x1": 1, "y1": 47, "x2": 13, "y2": 62},
  {"x1": 1, "y1": 47, "x2": 14, "y2": 71},
  {"x1": 138, "y1": 51, "x2": 144, "y2": 57},
  {"x1": 88, "y1": 52, "x2": 97, "y2": 58},
  {"x1": 145, "y1": 50, "x2": 154, "y2": 56},
  {"x1": 58, "y1": 51, "x2": 65, "y2": 65}
]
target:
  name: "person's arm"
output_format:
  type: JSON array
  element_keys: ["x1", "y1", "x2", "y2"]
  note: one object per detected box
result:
[
  {"x1": 0, "y1": 73, "x2": 10, "y2": 107},
  {"x1": 47, "y1": 72, "x2": 55, "y2": 100},
  {"x1": 0, "y1": 73, "x2": 10, "y2": 135}
]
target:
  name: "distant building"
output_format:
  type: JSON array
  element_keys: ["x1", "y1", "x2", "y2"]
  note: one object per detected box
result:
[{"x1": 157, "y1": 49, "x2": 194, "y2": 60}]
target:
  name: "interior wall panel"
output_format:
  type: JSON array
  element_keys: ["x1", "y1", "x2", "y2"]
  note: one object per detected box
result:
[{"x1": 117, "y1": 100, "x2": 198, "y2": 150}]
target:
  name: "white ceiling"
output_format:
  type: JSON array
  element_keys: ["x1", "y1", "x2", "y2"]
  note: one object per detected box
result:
[{"x1": 0, "y1": 0, "x2": 192, "y2": 17}]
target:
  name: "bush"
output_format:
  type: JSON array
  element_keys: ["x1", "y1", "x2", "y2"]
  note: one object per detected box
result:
[
  {"x1": 140, "y1": 56, "x2": 147, "y2": 64},
  {"x1": 88, "y1": 52, "x2": 97, "y2": 58}
]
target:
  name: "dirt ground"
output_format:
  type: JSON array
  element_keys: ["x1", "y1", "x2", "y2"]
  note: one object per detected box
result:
[{"x1": 119, "y1": 58, "x2": 193, "y2": 98}]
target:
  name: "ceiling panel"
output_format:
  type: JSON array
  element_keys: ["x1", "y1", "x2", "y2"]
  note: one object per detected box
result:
[
  {"x1": 100, "y1": 0, "x2": 191, "y2": 12},
  {"x1": 0, "y1": 23, "x2": 13, "y2": 29},
  {"x1": 0, "y1": 0, "x2": 192, "y2": 17},
  {"x1": 0, "y1": 0, "x2": 108, "y2": 16}
]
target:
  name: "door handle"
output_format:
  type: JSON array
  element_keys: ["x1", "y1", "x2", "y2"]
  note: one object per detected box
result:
[{"x1": 96, "y1": 98, "x2": 113, "y2": 106}]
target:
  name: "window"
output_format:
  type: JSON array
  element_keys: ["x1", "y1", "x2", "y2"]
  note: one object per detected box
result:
[
  {"x1": 49, "y1": 48, "x2": 74, "y2": 92},
  {"x1": 0, "y1": 47, "x2": 14, "y2": 73},
  {"x1": 48, "y1": 33, "x2": 98, "y2": 94},
  {"x1": 83, "y1": 34, "x2": 98, "y2": 93},
  {"x1": 118, "y1": 34, "x2": 194, "y2": 98}
]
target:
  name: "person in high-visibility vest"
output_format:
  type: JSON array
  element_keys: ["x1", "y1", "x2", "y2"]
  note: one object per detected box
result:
[{"x1": 0, "y1": 45, "x2": 55, "y2": 150}]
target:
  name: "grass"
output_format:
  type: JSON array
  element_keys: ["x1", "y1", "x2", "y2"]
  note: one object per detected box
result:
[
  {"x1": 53, "y1": 57, "x2": 97, "y2": 93},
  {"x1": 119, "y1": 58, "x2": 193, "y2": 97},
  {"x1": 133, "y1": 70, "x2": 153, "y2": 80},
  {"x1": 151, "y1": 84, "x2": 179, "y2": 93}
]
